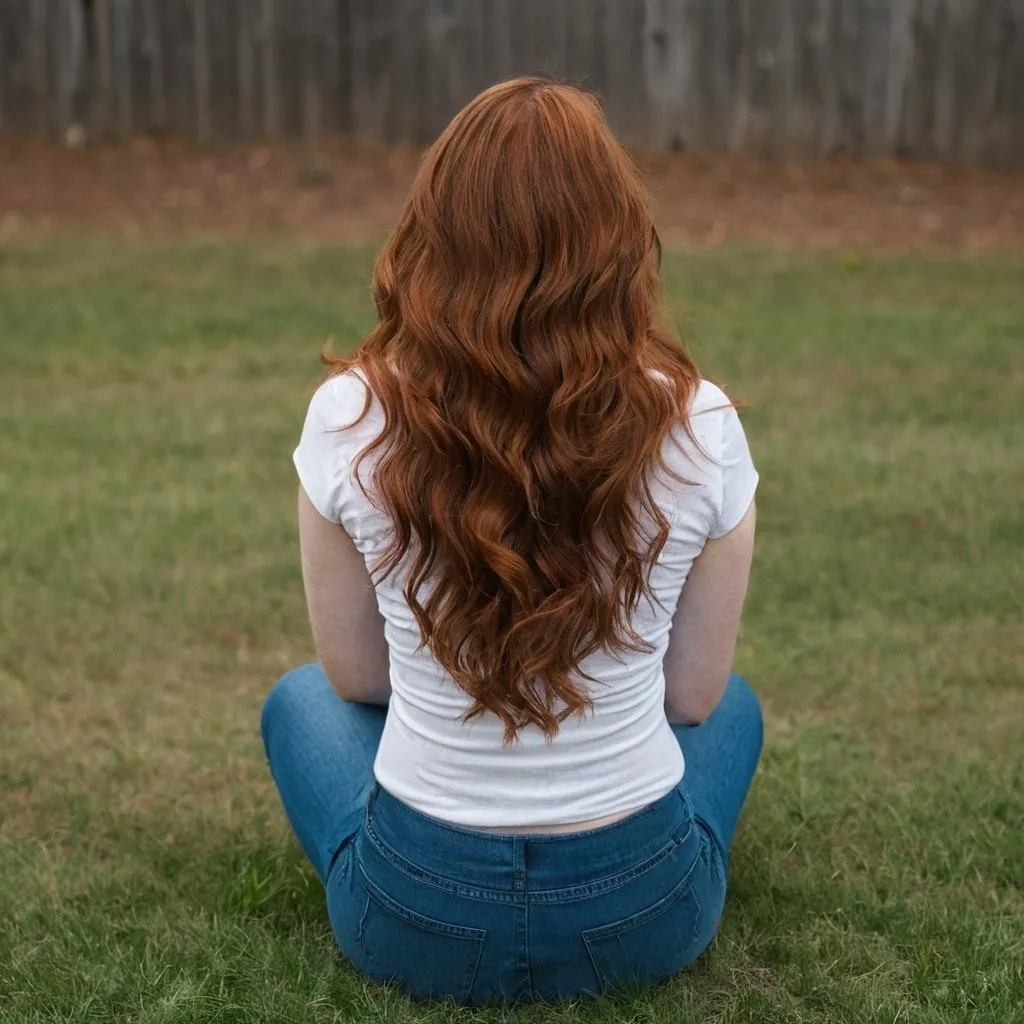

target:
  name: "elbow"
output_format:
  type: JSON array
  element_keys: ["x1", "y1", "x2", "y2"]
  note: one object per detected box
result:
[
  {"x1": 322, "y1": 660, "x2": 359, "y2": 701},
  {"x1": 322, "y1": 659, "x2": 390, "y2": 707},
  {"x1": 665, "y1": 702, "x2": 712, "y2": 727},
  {"x1": 664, "y1": 680, "x2": 728, "y2": 727}
]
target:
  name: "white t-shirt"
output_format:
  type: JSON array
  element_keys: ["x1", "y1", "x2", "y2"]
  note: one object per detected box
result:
[{"x1": 293, "y1": 370, "x2": 758, "y2": 827}]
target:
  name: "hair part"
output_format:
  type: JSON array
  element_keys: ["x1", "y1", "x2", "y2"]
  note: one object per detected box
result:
[{"x1": 325, "y1": 78, "x2": 701, "y2": 743}]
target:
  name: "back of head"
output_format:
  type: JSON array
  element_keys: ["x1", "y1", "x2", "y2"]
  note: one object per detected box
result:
[{"x1": 328, "y1": 78, "x2": 700, "y2": 742}]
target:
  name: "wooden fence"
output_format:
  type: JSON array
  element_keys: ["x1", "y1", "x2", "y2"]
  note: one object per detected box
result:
[{"x1": 2, "y1": 0, "x2": 1023, "y2": 167}]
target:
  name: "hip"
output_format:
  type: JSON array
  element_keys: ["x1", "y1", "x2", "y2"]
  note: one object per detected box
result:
[{"x1": 325, "y1": 783, "x2": 726, "y2": 1003}]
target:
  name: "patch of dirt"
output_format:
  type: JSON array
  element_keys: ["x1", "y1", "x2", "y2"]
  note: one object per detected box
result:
[{"x1": 1, "y1": 137, "x2": 1022, "y2": 252}]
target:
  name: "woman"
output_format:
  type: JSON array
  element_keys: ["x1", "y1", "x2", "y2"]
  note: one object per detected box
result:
[{"x1": 262, "y1": 78, "x2": 762, "y2": 1004}]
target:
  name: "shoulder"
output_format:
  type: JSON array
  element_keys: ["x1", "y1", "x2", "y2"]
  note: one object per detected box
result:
[
  {"x1": 661, "y1": 379, "x2": 749, "y2": 484},
  {"x1": 690, "y1": 379, "x2": 732, "y2": 418},
  {"x1": 294, "y1": 368, "x2": 385, "y2": 531},
  {"x1": 646, "y1": 371, "x2": 731, "y2": 419},
  {"x1": 663, "y1": 379, "x2": 736, "y2": 451},
  {"x1": 307, "y1": 368, "x2": 376, "y2": 428}
]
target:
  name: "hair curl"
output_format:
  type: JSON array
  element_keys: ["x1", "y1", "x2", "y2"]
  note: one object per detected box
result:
[{"x1": 325, "y1": 79, "x2": 701, "y2": 743}]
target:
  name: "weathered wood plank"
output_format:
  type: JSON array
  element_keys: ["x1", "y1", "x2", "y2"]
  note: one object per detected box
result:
[
  {"x1": 261, "y1": 0, "x2": 280, "y2": 137},
  {"x1": 142, "y1": 0, "x2": 167, "y2": 133},
  {"x1": 642, "y1": 0, "x2": 697, "y2": 150},
  {"x1": 320, "y1": 0, "x2": 342, "y2": 136},
  {"x1": 53, "y1": 0, "x2": 84, "y2": 141},
  {"x1": 301, "y1": 0, "x2": 324, "y2": 153},
  {"x1": 111, "y1": 0, "x2": 132, "y2": 138},
  {"x1": 0, "y1": 5, "x2": 6, "y2": 133},
  {"x1": 884, "y1": 0, "x2": 915, "y2": 151},
  {"x1": 30, "y1": 0, "x2": 48, "y2": 138},
  {"x1": 90, "y1": 0, "x2": 112, "y2": 139},
  {"x1": 1004, "y1": 0, "x2": 1024, "y2": 164},
  {"x1": 193, "y1": 0, "x2": 211, "y2": 140},
  {"x1": 237, "y1": 0, "x2": 256, "y2": 137},
  {"x1": 603, "y1": 0, "x2": 647, "y2": 144},
  {"x1": 933, "y1": 0, "x2": 962, "y2": 161},
  {"x1": 731, "y1": 0, "x2": 756, "y2": 151},
  {"x1": 348, "y1": 0, "x2": 394, "y2": 142}
]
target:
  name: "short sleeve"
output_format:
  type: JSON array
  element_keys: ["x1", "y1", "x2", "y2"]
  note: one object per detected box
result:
[
  {"x1": 292, "y1": 375, "x2": 366, "y2": 524},
  {"x1": 709, "y1": 405, "x2": 759, "y2": 539}
]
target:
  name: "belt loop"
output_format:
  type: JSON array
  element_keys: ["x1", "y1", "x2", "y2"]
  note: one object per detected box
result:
[{"x1": 513, "y1": 837, "x2": 526, "y2": 893}]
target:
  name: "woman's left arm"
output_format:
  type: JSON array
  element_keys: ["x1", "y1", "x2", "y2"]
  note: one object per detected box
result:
[{"x1": 298, "y1": 486, "x2": 391, "y2": 705}]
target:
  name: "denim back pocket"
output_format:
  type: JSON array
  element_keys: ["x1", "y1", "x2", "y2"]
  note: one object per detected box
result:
[
  {"x1": 356, "y1": 866, "x2": 486, "y2": 1002},
  {"x1": 581, "y1": 865, "x2": 702, "y2": 992}
]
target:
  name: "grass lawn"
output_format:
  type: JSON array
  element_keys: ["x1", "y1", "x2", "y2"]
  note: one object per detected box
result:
[{"x1": 1, "y1": 241, "x2": 1021, "y2": 1024}]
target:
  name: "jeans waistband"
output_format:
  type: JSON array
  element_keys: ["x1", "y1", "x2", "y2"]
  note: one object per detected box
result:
[{"x1": 364, "y1": 783, "x2": 694, "y2": 895}]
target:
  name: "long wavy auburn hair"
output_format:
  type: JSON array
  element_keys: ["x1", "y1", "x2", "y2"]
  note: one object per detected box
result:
[{"x1": 325, "y1": 78, "x2": 702, "y2": 743}]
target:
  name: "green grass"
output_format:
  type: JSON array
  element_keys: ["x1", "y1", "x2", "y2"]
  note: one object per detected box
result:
[{"x1": 1, "y1": 241, "x2": 1022, "y2": 1023}]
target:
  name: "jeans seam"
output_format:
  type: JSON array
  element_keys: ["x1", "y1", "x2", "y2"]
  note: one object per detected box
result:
[
  {"x1": 524, "y1": 890, "x2": 534, "y2": 1001},
  {"x1": 357, "y1": 893, "x2": 373, "y2": 960},
  {"x1": 325, "y1": 830, "x2": 356, "y2": 883}
]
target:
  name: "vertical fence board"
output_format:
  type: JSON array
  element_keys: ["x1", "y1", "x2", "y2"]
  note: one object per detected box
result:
[
  {"x1": 1005, "y1": 0, "x2": 1024, "y2": 164},
  {"x1": 934, "y1": 0, "x2": 960, "y2": 161},
  {"x1": 192, "y1": 0, "x2": 211, "y2": 140},
  {"x1": 487, "y1": 0, "x2": 515, "y2": 82},
  {"x1": 349, "y1": 0, "x2": 394, "y2": 141},
  {"x1": 301, "y1": 0, "x2": 323, "y2": 153},
  {"x1": 424, "y1": 0, "x2": 459, "y2": 139},
  {"x1": 91, "y1": 0, "x2": 112, "y2": 139},
  {"x1": 320, "y1": 0, "x2": 342, "y2": 136},
  {"x1": 963, "y1": 0, "x2": 1004, "y2": 163},
  {"x1": 564, "y1": 0, "x2": 599, "y2": 88},
  {"x1": 457, "y1": 0, "x2": 487, "y2": 103},
  {"x1": 52, "y1": 0, "x2": 82, "y2": 140},
  {"x1": 111, "y1": 0, "x2": 132, "y2": 137},
  {"x1": 335, "y1": 0, "x2": 353, "y2": 136},
  {"x1": 30, "y1": 0, "x2": 48, "y2": 138},
  {"x1": 731, "y1": 0, "x2": 756, "y2": 151},
  {"x1": 388, "y1": 0, "x2": 421, "y2": 141},
  {"x1": 0, "y1": 4, "x2": 6, "y2": 132},
  {"x1": 602, "y1": 0, "x2": 644, "y2": 144},
  {"x1": 860, "y1": 0, "x2": 890, "y2": 153},
  {"x1": 261, "y1": 0, "x2": 280, "y2": 137},
  {"x1": 883, "y1": 0, "x2": 914, "y2": 151},
  {"x1": 237, "y1": 0, "x2": 255, "y2": 136},
  {"x1": 644, "y1": 0, "x2": 688, "y2": 150},
  {"x1": 141, "y1": 0, "x2": 167, "y2": 133}
]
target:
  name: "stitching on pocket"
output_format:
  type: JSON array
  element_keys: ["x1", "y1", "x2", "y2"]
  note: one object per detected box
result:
[
  {"x1": 581, "y1": 847, "x2": 701, "y2": 943},
  {"x1": 582, "y1": 876, "x2": 701, "y2": 991},
  {"x1": 359, "y1": 864, "x2": 487, "y2": 942},
  {"x1": 357, "y1": 865, "x2": 487, "y2": 1000},
  {"x1": 357, "y1": 893, "x2": 373, "y2": 960}
]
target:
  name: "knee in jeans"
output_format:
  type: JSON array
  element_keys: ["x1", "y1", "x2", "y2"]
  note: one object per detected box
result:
[
  {"x1": 726, "y1": 674, "x2": 764, "y2": 749},
  {"x1": 260, "y1": 663, "x2": 323, "y2": 747}
]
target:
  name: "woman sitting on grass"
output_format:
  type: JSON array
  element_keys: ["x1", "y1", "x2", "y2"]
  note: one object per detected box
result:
[{"x1": 262, "y1": 77, "x2": 761, "y2": 1004}]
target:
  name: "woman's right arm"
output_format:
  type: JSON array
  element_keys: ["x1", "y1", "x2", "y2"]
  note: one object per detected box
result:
[{"x1": 662, "y1": 501, "x2": 756, "y2": 725}]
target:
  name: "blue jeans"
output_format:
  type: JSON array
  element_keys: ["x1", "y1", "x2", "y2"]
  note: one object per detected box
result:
[{"x1": 261, "y1": 665, "x2": 763, "y2": 1003}]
